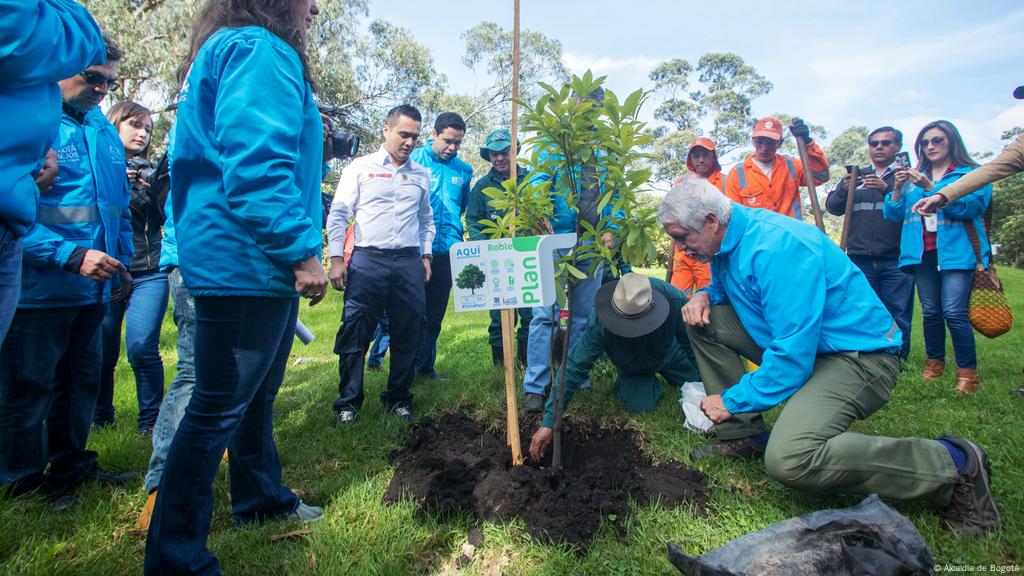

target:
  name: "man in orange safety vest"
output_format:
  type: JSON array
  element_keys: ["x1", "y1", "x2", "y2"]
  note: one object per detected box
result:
[
  {"x1": 668, "y1": 137, "x2": 724, "y2": 295},
  {"x1": 724, "y1": 117, "x2": 830, "y2": 219}
]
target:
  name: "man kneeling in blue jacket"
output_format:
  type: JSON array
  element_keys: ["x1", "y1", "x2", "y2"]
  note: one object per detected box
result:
[{"x1": 659, "y1": 178, "x2": 1001, "y2": 536}]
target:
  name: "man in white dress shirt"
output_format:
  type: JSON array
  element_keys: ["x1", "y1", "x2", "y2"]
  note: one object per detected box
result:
[{"x1": 327, "y1": 104, "x2": 435, "y2": 424}]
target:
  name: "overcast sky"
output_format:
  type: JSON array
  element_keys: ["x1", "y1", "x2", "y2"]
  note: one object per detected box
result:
[{"x1": 366, "y1": 0, "x2": 1024, "y2": 164}]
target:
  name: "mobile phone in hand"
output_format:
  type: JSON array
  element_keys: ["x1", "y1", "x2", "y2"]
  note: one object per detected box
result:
[{"x1": 895, "y1": 152, "x2": 911, "y2": 169}]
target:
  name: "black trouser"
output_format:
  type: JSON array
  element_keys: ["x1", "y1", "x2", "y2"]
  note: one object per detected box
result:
[
  {"x1": 334, "y1": 248, "x2": 425, "y2": 411},
  {"x1": 416, "y1": 253, "x2": 451, "y2": 374}
]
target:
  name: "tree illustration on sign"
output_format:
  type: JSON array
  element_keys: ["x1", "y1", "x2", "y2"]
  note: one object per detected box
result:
[{"x1": 456, "y1": 263, "x2": 486, "y2": 295}]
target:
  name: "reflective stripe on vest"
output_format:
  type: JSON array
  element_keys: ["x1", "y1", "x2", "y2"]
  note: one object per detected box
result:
[
  {"x1": 853, "y1": 202, "x2": 885, "y2": 212},
  {"x1": 736, "y1": 155, "x2": 797, "y2": 190},
  {"x1": 36, "y1": 205, "x2": 103, "y2": 225}
]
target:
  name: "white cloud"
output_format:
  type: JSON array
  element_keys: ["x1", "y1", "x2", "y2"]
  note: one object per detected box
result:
[
  {"x1": 892, "y1": 101, "x2": 1024, "y2": 159},
  {"x1": 561, "y1": 51, "x2": 661, "y2": 75}
]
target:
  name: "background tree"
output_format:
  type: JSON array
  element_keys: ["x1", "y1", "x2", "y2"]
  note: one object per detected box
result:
[
  {"x1": 434, "y1": 22, "x2": 569, "y2": 177},
  {"x1": 455, "y1": 264, "x2": 486, "y2": 295},
  {"x1": 991, "y1": 127, "x2": 1024, "y2": 266},
  {"x1": 646, "y1": 52, "x2": 771, "y2": 185}
]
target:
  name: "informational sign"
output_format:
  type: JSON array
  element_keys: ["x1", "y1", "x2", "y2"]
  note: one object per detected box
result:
[{"x1": 449, "y1": 234, "x2": 576, "y2": 312}]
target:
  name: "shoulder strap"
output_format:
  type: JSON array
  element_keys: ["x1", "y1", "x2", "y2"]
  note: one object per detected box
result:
[{"x1": 964, "y1": 216, "x2": 988, "y2": 272}]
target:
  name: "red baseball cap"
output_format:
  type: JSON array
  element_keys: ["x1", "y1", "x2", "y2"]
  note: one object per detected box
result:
[
  {"x1": 752, "y1": 117, "x2": 783, "y2": 140},
  {"x1": 686, "y1": 137, "x2": 721, "y2": 173}
]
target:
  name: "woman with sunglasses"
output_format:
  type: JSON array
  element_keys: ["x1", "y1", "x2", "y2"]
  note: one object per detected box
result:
[
  {"x1": 94, "y1": 101, "x2": 168, "y2": 436},
  {"x1": 143, "y1": 1, "x2": 327, "y2": 574},
  {"x1": 884, "y1": 120, "x2": 992, "y2": 394}
]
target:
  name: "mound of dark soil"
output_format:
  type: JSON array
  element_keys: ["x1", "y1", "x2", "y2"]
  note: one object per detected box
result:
[{"x1": 383, "y1": 412, "x2": 709, "y2": 546}]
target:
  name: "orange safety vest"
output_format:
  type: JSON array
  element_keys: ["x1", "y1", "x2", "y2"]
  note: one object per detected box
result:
[{"x1": 724, "y1": 142, "x2": 830, "y2": 218}]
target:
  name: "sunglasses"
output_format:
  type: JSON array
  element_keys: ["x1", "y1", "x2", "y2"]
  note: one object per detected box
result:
[
  {"x1": 79, "y1": 70, "x2": 119, "y2": 90},
  {"x1": 868, "y1": 139, "x2": 895, "y2": 148},
  {"x1": 920, "y1": 136, "x2": 946, "y2": 148}
]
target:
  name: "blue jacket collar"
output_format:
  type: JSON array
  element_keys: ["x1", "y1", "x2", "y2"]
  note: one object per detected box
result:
[
  {"x1": 717, "y1": 203, "x2": 748, "y2": 258},
  {"x1": 422, "y1": 139, "x2": 458, "y2": 165}
]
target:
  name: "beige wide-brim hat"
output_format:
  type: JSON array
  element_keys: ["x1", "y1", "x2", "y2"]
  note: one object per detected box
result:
[{"x1": 594, "y1": 273, "x2": 670, "y2": 338}]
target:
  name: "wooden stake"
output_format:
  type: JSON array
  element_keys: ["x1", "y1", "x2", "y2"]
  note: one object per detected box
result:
[
  {"x1": 795, "y1": 136, "x2": 826, "y2": 232},
  {"x1": 839, "y1": 165, "x2": 858, "y2": 251},
  {"x1": 501, "y1": 0, "x2": 523, "y2": 465}
]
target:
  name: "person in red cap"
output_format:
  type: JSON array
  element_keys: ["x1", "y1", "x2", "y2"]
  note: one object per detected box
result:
[
  {"x1": 668, "y1": 137, "x2": 724, "y2": 295},
  {"x1": 725, "y1": 117, "x2": 830, "y2": 218}
]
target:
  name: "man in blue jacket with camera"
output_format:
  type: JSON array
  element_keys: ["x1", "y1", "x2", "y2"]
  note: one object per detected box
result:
[
  {"x1": 0, "y1": 36, "x2": 135, "y2": 498},
  {"x1": 0, "y1": 0, "x2": 106, "y2": 344}
]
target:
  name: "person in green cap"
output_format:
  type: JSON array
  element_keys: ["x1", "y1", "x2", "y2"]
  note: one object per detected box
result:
[
  {"x1": 466, "y1": 129, "x2": 532, "y2": 366},
  {"x1": 528, "y1": 273, "x2": 701, "y2": 461}
]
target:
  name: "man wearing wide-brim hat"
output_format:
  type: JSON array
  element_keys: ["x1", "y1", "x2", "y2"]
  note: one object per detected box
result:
[{"x1": 528, "y1": 273, "x2": 700, "y2": 460}]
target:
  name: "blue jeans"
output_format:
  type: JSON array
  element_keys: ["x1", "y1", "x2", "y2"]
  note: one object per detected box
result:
[
  {"x1": 0, "y1": 223, "x2": 21, "y2": 345},
  {"x1": 366, "y1": 313, "x2": 390, "y2": 368},
  {"x1": 333, "y1": 248, "x2": 424, "y2": 412},
  {"x1": 145, "y1": 296, "x2": 300, "y2": 575},
  {"x1": 96, "y1": 271, "x2": 169, "y2": 429},
  {"x1": 144, "y1": 269, "x2": 196, "y2": 493},
  {"x1": 912, "y1": 250, "x2": 976, "y2": 369},
  {"x1": 416, "y1": 253, "x2": 452, "y2": 375},
  {"x1": 849, "y1": 255, "x2": 915, "y2": 358},
  {"x1": 0, "y1": 304, "x2": 104, "y2": 494},
  {"x1": 522, "y1": 251, "x2": 601, "y2": 396}
]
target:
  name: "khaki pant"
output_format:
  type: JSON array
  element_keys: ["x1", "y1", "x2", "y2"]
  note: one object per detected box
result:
[{"x1": 687, "y1": 305, "x2": 958, "y2": 505}]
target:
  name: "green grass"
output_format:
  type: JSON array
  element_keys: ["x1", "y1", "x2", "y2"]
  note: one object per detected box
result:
[{"x1": 2, "y1": 265, "x2": 1022, "y2": 575}]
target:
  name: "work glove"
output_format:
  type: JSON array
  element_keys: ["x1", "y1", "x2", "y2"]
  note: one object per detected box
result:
[{"x1": 789, "y1": 118, "x2": 811, "y2": 144}]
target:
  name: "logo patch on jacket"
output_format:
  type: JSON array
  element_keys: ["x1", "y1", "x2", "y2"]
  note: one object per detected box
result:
[
  {"x1": 56, "y1": 144, "x2": 80, "y2": 164},
  {"x1": 451, "y1": 176, "x2": 465, "y2": 186}
]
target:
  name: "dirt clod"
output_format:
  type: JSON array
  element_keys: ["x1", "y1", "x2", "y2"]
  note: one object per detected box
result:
[{"x1": 384, "y1": 413, "x2": 709, "y2": 546}]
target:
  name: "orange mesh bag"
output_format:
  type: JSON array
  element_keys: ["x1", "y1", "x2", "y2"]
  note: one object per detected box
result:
[{"x1": 965, "y1": 216, "x2": 1013, "y2": 338}]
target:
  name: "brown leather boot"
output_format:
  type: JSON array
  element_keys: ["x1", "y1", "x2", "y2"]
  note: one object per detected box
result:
[
  {"x1": 922, "y1": 358, "x2": 945, "y2": 380},
  {"x1": 956, "y1": 368, "x2": 980, "y2": 395}
]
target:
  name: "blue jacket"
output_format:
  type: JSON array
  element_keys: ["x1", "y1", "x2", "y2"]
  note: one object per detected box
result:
[
  {"x1": 20, "y1": 107, "x2": 132, "y2": 308},
  {"x1": 411, "y1": 142, "x2": 472, "y2": 255},
  {"x1": 171, "y1": 27, "x2": 324, "y2": 297},
  {"x1": 528, "y1": 145, "x2": 620, "y2": 235},
  {"x1": 705, "y1": 204, "x2": 901, "y2": 414},
  {"x1": 882, "y1": 166, "x2": 991, "y2": 271},
  {"x1": 0, "y1": 0, "x2": 105, "y2": 237}
]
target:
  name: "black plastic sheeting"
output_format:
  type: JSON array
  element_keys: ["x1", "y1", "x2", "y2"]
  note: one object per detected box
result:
[{"x1": 668, "y1": 494, "x2": 934, "y2": 576}]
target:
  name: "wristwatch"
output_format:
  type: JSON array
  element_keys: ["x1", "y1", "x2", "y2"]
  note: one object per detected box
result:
[
  {"x1": 421, "y1": 253, "x2": 433, "y2": 262},
  {"x1": 935, "y1": 192, "x2": 950, "y2": 207}
]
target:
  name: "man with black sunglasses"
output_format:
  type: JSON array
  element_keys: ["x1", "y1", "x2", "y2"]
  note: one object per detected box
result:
[
  {"x1": 0, "y1": 34, "x2": 136, "y2": 501},
  {"x1": 825, "y1": 126, "x2": 914, "y2": 359}
]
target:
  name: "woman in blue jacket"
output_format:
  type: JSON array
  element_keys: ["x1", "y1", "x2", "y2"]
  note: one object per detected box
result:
[
  {"x1": 144, "y1": 1, "x2": 328, "y2": 574},
  {"x1": 883, "y1": 120, "x2": 991, "y2": 394}
]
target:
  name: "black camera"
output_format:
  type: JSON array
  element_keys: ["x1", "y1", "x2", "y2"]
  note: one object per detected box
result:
[
  {"x1": 127, "y1": 156, "x2": 158, "y2": 186},
  {"x1": 328, "y1": 127, "x2": 360, "y2": 160},
  {"x1": 318, "y1": 105, "x2": 360, "y2": 160}
]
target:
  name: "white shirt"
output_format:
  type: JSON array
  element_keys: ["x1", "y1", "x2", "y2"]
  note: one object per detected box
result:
[
  {"x1": 752, "y1": 157, "x2": 773, "y2": 178},
  {"x1": 327, "y1": 146, "x2": 435, "y2": 258}
]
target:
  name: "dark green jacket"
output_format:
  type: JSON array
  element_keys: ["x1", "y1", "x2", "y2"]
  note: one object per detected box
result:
[
  {"x1": 542, "y1": 278, "x2": 699, "y2": 428},
  {"x1": 466, "y1": 167, "x2": 529, "y2": 241}
]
